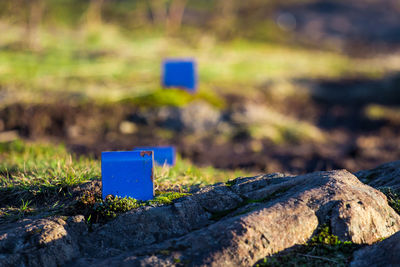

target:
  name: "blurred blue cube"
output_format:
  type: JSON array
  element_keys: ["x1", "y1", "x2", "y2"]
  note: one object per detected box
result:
[
  {"x1": 101, "y1": 151, "x2": 154, "y2": 200},
  {"x1": 162, "y1": 58, "x2": 197, "y2": 92},
  {"x1": 133, "y1": 146, "x2": 176, "y2": 166}
]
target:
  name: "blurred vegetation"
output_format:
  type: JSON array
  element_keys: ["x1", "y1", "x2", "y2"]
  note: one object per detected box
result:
[
  {"x1": 0, "y1": 0, "x2": 309, "y2": 40},
  {"x1": 365, "y1": 104, "x2": 400, "y2": 124},
  {"x1": 0, "y1": 0, "x2": 392, "y2": 107},
  {"x1": 123, "y1": 88, "x2": 225, "y2": 108},
  {"x1": 245, "y1": 107, "x2": 325, "y2": 144}
]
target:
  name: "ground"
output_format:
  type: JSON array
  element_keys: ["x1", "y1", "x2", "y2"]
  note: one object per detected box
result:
[
  {"x1": 2, "y1": 24, "x2": 400, "y2": 173},
  {"x1": 1, "y1": 139, "x2": 400, "y2": 266},
  {"x1": 1, "y1": 0, "x2": 400, "y2": 265}
]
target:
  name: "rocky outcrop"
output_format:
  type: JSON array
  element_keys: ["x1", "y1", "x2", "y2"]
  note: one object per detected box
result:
[
  {"x1": 77, "y1": 170, "x2": 400, "y2": 266},
  {"x1": 351, "y1": 231, "x2": 400, "y2": 267},
  {"x1": 2, "y1": 167, "x2": 400, "y2": 266},
  {"x1": 355, "y1": 160, "x2": 400, "y2": 190},
  {"x1": 0, "y1": 216, "x2": 86, "y2": 267}
]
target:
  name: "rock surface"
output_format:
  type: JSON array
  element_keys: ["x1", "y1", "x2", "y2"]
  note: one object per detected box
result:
[
  {"x1": 355, "y1": 160, "x2": 400, "y2": 190},
  {"x1": 0, "y1": 216, "x2": 86, "y2": 267},
  {"x1": 77, "y1": 170, "x2": 400, "y2": 266},
  {"x1": 351, "y1": 231, "x2": 400, "y2": 267},
  {"x1": 2, "y1": 166, "x2": 400, "y2": 266},
  {"x1": 131, "y1": 101, "x2": 222, "y2": 134}
]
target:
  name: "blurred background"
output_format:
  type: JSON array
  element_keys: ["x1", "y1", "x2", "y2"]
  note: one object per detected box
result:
[{"x1": 1, "y1": 0, "x2": 400, "y2": 174}]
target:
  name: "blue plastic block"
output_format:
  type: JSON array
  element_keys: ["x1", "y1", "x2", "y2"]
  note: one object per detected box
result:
[
  {"x1": 101, "y1": 151, "x2": 154, "y2": 200},
  {"x1": 133, "y1": 146, "x2": 176, "y2": 166},
  {"x1": 162, "y1": 58, "x2": 197, "y2": 92}
]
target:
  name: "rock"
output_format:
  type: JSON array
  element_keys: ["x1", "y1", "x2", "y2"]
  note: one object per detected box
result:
[
  {"x1": 70, "y1": 180, "x2": 102, "y2": 198},
  {"x1": 355, "y1": 160, "x2": 400, "y2": 190},
  {"x1": 153, "y1": 107, "x2": 182, "y2": 130},
  {"x1": 118, "y1": 121, "x2": 137, "y2": 134},
  {"x1": 230, "y1": 103, "x2": 270, "y2": 126},
  {"x1": 130, "y1": 101, "x2": 222, "y2": 134},
  {"x1": 76, "y1": 170, "x2": 400, "y2": 266},
  {"x1": 229, "y1": 173, "x2": 291, "y2": 194},
  {"x1": 66, "y1": 215, "x2": 88, "y2": 236},
  {"x1": 177, "y1": 101, "x2": 222, "y2": 133},
  {"x1": 351, "y1": 231, "x2": 400, "y2": 267},
  {"x1": 190, "y1": 184, "x2": 243, "y2": 213},
  {"x1": 4, "y1": 165, "x2": 400, "y2": 266},
  {"x1": 87, "y1": 199, "x2": 210, "y2": 256},
  {"x1": 84, "y1": 184, "x2": 244, "y2": 258},
  {"x1": 0, "y1": 216, "x2": 85, "y2": 267}
]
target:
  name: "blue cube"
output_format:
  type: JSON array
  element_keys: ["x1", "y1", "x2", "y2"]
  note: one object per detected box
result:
[
  {"x1": 162, "y1": 58, "x2": 197, "y2": 92},
  {"x1": 101, "y1": 151, "x2": 154, "y2": 200},
  {"x1": 133, "y1": 146, "x2": 176, "y2": 166}
]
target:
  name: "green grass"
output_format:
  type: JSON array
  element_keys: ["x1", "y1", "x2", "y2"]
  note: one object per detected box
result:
[
  {"x1": 0, "y1": 139, "x2": 248, "y2": 190},
  {"x1": 0, "y1": 139, "x2": 100, "y2": 220},
  {"x1": 122, "y1": 88, "x2": 226, "y2": 109},
  {"x1": 155, "y1": 154, "x2": 250, "y2": 190},
  {"x1": 80, "y1": 191, "x2": 192, "y2": 223},
  {"x1": 0, "y1": 23, "x2": 393, "y2": 107},
  {"x1": 0, "y1": 139, "x2": 100, "y2": 191},
  {"x1": 0, "y1": 139, "x2": 251, "y2": 221}
]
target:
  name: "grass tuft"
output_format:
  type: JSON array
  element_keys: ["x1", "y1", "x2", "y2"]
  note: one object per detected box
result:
[
  {"x1": 0, "y1": 140, "x2": 100, "y2": 192},
  {"x1": 121, "y1": 88, "x2": 225, "y2": 109},
  {"x1": 78, "y1": 190, "x2": 191, "y2": 223}
]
